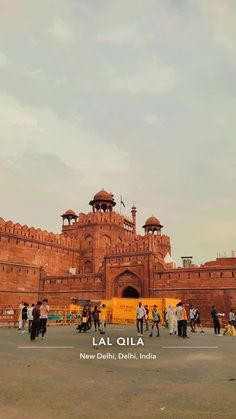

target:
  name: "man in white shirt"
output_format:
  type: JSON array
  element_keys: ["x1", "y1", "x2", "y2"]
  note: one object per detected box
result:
[
  {"x1": 189, "y1": 305, "x2": 196, "y2": 332},
  {"x1": 229, "y1": 308, "x2": 235, "y2": 326},
  {"x1": 176, "y1": 302, "x2": 184, "y2": 337},
  {"x1": 136, "y1": 302, "x2": 146, "y2": 336},
  {"x1": 28, "y1": 304, "x2": 35, "y2": 333},
  {"x1": 39, "y1": 299, "x2": 50, "y2": 339}
]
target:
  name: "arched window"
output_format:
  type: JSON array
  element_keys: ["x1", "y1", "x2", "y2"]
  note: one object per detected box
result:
[
  {"x1": 84, "y1": 260, "x2": 92, "y2": 274},
  {"x1": 85, "y1": 235, "x2": 92, "y2": 247},
  {"x1": 103, "y1": 234, "x2": 111, "y2": 246}
]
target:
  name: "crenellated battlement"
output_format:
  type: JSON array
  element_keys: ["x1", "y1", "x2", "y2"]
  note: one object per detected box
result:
[
  {"x1": 0, "y1": 217, "x2": 78, "y2": 249},
  {"x1": 105, "y1": 234, "x2": 171, "y2": 256},
  {"x1": 78, "y1": 211, "x2": 134, "y2": 226}
]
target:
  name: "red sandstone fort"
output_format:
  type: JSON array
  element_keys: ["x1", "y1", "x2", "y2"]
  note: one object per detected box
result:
[{"x1": 0, "y1": 189, "x2": 235, "y2": 322}]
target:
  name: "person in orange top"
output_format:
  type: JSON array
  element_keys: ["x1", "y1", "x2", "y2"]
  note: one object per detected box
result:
[{"x1": 182, "y1": 304, "x2": 189, "y2": 338}]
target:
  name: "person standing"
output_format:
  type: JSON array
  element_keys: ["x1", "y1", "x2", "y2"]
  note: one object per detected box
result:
[
  {"x1": 39, "y1": 299, "x2": 49, "y2": 339},
  {"x1": 18, "y1": 301, "x2": 24, "y2": 330},
  {"x1": 211, "y1": 305, "x2": 222, "y2": 335},
  {"x1": 21, "y1": 303, "x2": 28, "y2": 333},
  {"x1": 28, "y1": 304, "x2": 35, "y2": 333},
  {"x1": 182, "y1": 304, "x2": 189, "y2": 338},
  {"x1": 80, "y1": 306, "x2": 88, "y2": 333},
  {"x1": 167, "y1": 305, "x2": 177, "y2": 335},
  {"x1": 229, "y1": 308, "x2": 236, "y2": 327},
  {"x1": 176, "y1": 302, "x2": 184, "y2": 337},
  {"x1": 31, "y1": 301, "x2": 41, "y2": 341},
  {"x1": 149, "y1": 305, "x2": 160, "y2": 337},
  {"x1": 136, "y1": 302, "x2": 146, "y2": 336},
  {"x1": 87, "y1": 305, "x2": 92, "y2": 330},
  {"x1": 92, "y1": 306, "x2": 100, "y2": 332},
  {"x1": 144, "y1": 305, "x2": 149, "y2": 331},
  {"x1": 189, "y1": 305, "x2": 196, "y2": 332},
  {"x1": 99, "y1": 304, "x2": 106, "y2": 335}
]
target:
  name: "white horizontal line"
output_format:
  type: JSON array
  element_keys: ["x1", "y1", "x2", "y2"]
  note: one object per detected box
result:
[
  {"x1": 162, "y1": 346, "x2": 218, "y2": 349},
  {"x1": 18, "y1": 346, "x2": 74, "y2": 349}
]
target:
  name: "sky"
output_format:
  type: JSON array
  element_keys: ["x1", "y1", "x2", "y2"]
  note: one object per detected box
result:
[{"x1": 0, "y1": 0, "x2": 236, "y2": 265}]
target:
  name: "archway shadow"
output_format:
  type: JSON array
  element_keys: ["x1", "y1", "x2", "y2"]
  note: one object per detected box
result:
[{"x1": 122, "y1": 286, "x2": 139, "y2": 298}]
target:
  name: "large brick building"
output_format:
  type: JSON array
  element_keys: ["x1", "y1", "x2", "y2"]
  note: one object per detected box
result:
[{"x1": 0, "y1": 189, "x2": 235, "y2": 322}]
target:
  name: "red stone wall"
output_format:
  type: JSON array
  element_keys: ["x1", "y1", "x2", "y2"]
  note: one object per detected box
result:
[
  {"x1": 0, "y1": 261, "x2": 41, "y2": 306},
  {"x1": 39, "y1": 274, "x2": 104, "y2": 305},
  {"x1": 151, "y1": 267, "x2": 236, "y2": 325},
  {"x1": 1, "y1": 213, "x2": 235, "y2": 327},
  {"x1": 0, "y1": 231, "x2": 79, "y2": 274}
]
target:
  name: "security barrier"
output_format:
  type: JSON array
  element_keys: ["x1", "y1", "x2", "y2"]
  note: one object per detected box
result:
[
  {"x1": 102, "y1": 298, "x2": 179, "y2": 325},
  {"x1": 0, "y1": 298, "x2": 180, "y2": 328}
]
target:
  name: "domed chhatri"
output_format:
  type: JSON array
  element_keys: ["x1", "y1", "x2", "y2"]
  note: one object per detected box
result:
[
  {"x1": 93, "y1": 190, "x2": 114, "y2": 201},
  {"x1": 89, "y1": 188, "x2": 116, "y2": 213},
  {"x1": 143, "y1": 215, "x2": 163, "y2": 235},
  {"x1": 63, "y1": 209, "x2": 77, "y2": 217},
  {"x1": 145, "y1": 216, "x2": 161, "y2": 226},
  {"x1": 61, "y1": 209, "x2": 78, "y2": 226}
]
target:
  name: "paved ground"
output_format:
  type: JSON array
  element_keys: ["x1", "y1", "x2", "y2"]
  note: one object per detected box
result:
[{"x1": 0, "y1": 324, "x2": 235, "y2": 419}]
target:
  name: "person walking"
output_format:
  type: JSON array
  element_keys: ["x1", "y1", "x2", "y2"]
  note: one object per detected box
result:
[
  {"x1": 176, "y1": 302, "x2": 184, "y2": 337},
  {"x1": 39, "y1": 299, "x2": 49, "y2": 339},
  {"x1": 194, "y1": 306, "x2": 204, "y2": 333},
  {"x1": 189, "y1": 305, "x2": 196, "y2": 332},
  {"x1": 99, "y1": 304, "x2": 106, "y2": 334},
  {"x1": 144, "y1": 305, "x2": 149, "y2": 331},
  {"x1": 31, "y1": 301, "x2": 41, "y2": 341},
  {"x1": 136, "y1": 302, "x2": 146, "y2": 336},
  {"x1": 149, "y1": 305, "x2": 160, "y2": 337}
]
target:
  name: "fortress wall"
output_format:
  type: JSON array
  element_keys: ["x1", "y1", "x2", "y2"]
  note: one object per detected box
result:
[
  {"x1": 152, "y1": 267, "x2": 236, "y2": 324},
  {"x1": 39, "y1": 274, "x2": 104, "y2": 305},
  {"x1": 0, "y1": 218, "x2": 80, "y2": 275},
  {"x1": 0, "y1": 262, "x2": 41, "y2": 305}
]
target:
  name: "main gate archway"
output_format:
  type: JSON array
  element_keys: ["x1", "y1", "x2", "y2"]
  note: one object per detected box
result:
[
  {"x1": 113, "y1": 270, "x2": 142, "y2": 298},
  {"x1": 122, "y1": 286, "x2": 140, "y2": 298}
]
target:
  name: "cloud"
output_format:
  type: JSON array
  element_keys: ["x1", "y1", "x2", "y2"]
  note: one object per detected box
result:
[
  {"x1": 96, "y1": 24, "x2": 146, "y2": 47},
  {"x1": 0, "y1": 0, "x2": 236, "y2": 263},
  {"x1": 0, "y1": 102, "x2": 38, "y2": 128},
  {"x1": 22, "y1": 68, "x2": 49, "y2": 83},
  {"x1": 0, "y1": 52, "x2": 7, "y2": 67},
  {"x1": 197, "y1": 0, "x2": 236, "y2": 52},
  {"x1": 109, "y1": 58, "x2": 177, "y2": 94},
  {"x1": 0, "y1": 90, "x2": 129, "y2": 179},
  {"x1": 144, "y1": 113, "x2": 161, "y2": 126},
  {"x1": 49, "y1": 16, "x2": 75, "y2": 43},
  {"x1": 206, "y1": 219, "x2": 236, "y2": 240}
]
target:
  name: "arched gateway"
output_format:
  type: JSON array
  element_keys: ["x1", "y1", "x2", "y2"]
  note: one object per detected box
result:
[
  {"x1": 122, "y1": 286, "x2": 140, "y2": 298},
  {"x1": 113, "y1": 270, "x2": 142, "y2": 298}
]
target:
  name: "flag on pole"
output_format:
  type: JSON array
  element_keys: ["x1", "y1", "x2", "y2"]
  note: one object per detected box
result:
[{"x1": 120, "y1": 196, "x2": 125, "y2": 208}]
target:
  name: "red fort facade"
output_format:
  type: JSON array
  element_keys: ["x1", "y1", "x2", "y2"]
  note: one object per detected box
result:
[{"x1": 0, "y1": 190, "x2": 235, "y2": 323}]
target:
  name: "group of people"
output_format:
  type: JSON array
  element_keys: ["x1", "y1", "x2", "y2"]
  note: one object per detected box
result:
[
  {"x1": 136, "y1": 301, "x2": 236, "y2": 338},
  {"x1": 165, "y1": 302, "x2": 196, "y2": 338},
  {"x1": 18, "y1": 299, "x2": 49, "y2": 341},
  {"x1": 76, "y1": 304, "x2": 107, "y2": 334},
  {"x1": 136, "y1": 301, "x2": 196, "y2": 338},
  {"x1": 211, "y1": 306, "x2": 236, "y2": 336},
  {"x1": 136, "y1": 302, "x2": 161, "y2": 337}
]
